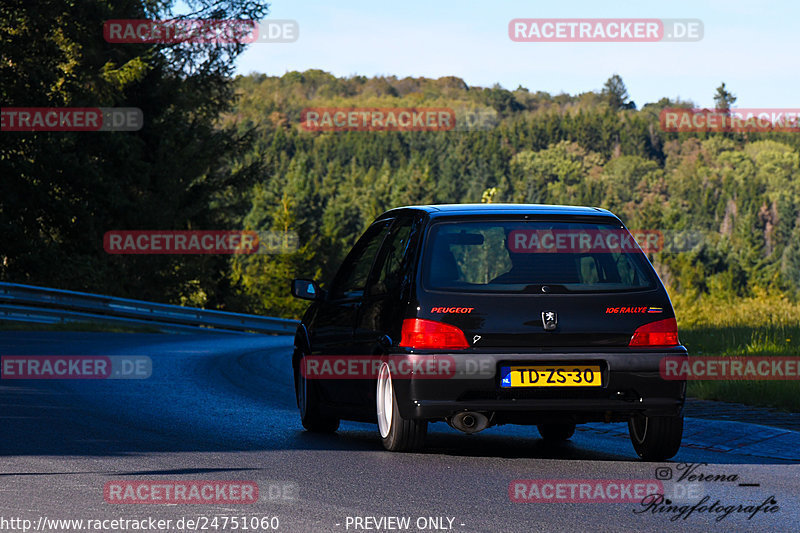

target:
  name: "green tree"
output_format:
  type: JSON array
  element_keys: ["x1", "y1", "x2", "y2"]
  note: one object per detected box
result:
[
  {"x1": 713, "y1": 82, "x2": 737, "y2": 111},
  {"x1": 602, "y1": 74, "x2": 635, "y2": 110},
  {"x1": 0, "y1": 0, "x2": 270, "y2": 307}
]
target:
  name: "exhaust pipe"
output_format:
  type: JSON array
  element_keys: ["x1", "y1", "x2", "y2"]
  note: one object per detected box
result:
[{"x1": 448, "y1": 411, "x2": 490, "y2": 434}]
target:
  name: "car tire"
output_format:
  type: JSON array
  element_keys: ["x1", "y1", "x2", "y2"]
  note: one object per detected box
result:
[
  {"x1": 295, "y1": 354, "x2": 339, "y2": 433},
  {"x1": 628, "y1": 413, "x2": 683, "y2": 461},
  {"x1": 537, "y1": 422, "x2": 576, "y2": 441},
  {"x1": 376, "y1": 361, "x2": 427, "y2": 452}
]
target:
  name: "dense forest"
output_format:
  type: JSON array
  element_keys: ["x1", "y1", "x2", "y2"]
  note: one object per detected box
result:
[
  {"x1": 2, "y1": 1, "x2": 799, "y2": 319},
  {"x1": 224, "y1": 71, "x2": 800, "y2": 317}
]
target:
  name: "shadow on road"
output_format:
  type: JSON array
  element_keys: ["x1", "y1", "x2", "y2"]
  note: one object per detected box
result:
[{"x1": 1, "y1": 331, "x2": 792, "y2": 465}]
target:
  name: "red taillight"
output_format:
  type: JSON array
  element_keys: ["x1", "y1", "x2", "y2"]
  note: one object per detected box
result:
[
  {"x1": 629, "y1": 318, "x2": 680, "y2": 347},
  {"x1": 400, "y1": 318, "x2": 470, "y2": 350}
]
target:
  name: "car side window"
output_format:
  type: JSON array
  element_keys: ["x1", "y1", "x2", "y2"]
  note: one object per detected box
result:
[
  {"x1": 366, "y1": 218, "x2": 414, "y2": 296},
  {"x1": 329, "y1": 221, "x2": 391, "y2": 300}
]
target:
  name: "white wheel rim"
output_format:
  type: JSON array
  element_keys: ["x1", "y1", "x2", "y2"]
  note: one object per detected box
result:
[
  {"x1": 299, "y1": 368, "x2": 308, "y2": 417},
  {"x1": 376, "y1": 362, "x2": 393, "y2": 438},
  {"x1": 632, "y1": 415, "x2": 648, "y2": 444}
]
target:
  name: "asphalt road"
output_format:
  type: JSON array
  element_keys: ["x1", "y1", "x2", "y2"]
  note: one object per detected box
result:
[{"x1": 1, "y1": 331, "x2": 798, "y2": 533}]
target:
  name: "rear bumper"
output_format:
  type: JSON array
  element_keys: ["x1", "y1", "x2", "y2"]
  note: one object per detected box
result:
[{"x1": 389, "y1": 349, "x2": 687, "y2": 423}]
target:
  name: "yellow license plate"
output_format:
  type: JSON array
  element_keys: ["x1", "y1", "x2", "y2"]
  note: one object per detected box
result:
[{"x1": 500, "y1": 365, "x2": 602, "y2": 387}]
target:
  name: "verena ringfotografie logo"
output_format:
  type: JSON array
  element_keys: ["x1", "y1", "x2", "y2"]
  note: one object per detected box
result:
[
  {"x1": 103, "y1": 19, "x2": 298, "y2": 44},
  {"x1": 104, "y1": 481, "x2": 259, "y2": 504},
  {"x1": 660, "y1": 108, "x2": 800, "y2": 132},
  {"x1": 660, "y1": 356, "x2": 800, "y2": 380},
  {"x1": 509, "y1": 19, "x2": 703, "y2": 42},
  {"x1": 510, "y1": 480, "x2": 663, "y2": 503},
  {"x1": 1, "y1": 107, "x2": 143, "y2": 132},
  {"x1": 1, "y1": 356, "x2": 151, "y2": 379},
  {"x1": 299, "y1": 108, "x2": 456, "y2": 132},
  {"x1": 635, "y1": 494, "x2": 780, "y2": 523},
  {"x1": 103, "y1": 230, "x2": 298, "y2": 254}
]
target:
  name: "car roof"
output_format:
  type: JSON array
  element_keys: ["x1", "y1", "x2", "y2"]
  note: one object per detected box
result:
[{"x1": 377, "y1": 203, "x2": 617, "y2": 220}]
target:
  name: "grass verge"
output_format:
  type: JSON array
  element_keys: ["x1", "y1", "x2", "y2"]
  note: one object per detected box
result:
[{"x1": 673, "y1": 292, "x2": 800, "y2": 412}]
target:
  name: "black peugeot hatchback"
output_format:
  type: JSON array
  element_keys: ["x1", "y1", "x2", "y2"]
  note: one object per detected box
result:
[{"x1": 291, "y1": 204, "x2": 687, "y2": 460}]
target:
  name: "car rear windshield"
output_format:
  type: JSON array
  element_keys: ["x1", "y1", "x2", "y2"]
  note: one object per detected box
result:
[{"x1": 422, "y1": 219, "x2": 657, "y2": 293}]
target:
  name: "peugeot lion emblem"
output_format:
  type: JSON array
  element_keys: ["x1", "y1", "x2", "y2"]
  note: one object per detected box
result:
[{"x1": 541, "y1": 311, "x2": 557, "y2": 331}]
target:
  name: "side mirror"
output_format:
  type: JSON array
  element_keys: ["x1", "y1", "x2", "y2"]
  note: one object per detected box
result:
[{"x1": 291, "y1": 279, "x2": 323, "y2": 301}]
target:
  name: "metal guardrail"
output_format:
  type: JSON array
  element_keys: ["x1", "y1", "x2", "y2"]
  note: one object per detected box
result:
[
  {"x1": 0, "y1": 304, "x2": 247, "y2": 334},
  {"x1": 0, "y1": 282, "x2": 299, "y2": 334}
]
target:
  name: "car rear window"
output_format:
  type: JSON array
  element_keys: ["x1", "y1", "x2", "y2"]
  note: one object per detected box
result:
[{"x1": 422, "y1": 219, "x2": 657, "y2": 293}]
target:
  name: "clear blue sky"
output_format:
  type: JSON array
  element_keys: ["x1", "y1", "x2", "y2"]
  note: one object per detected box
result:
[{"x1": 233, "y1": 0, "x2": 798, "y2": 108}]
